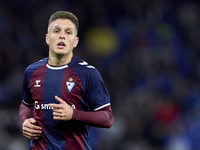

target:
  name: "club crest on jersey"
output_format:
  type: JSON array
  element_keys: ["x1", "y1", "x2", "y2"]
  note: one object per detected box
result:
[{"x1": 66, "y1": 78, "x2": 75, "y2": 92}]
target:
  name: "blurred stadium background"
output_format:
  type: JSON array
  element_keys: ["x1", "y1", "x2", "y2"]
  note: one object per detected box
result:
[{"x1": 1, "y1": 0, "x2": 200, "y2": 149}]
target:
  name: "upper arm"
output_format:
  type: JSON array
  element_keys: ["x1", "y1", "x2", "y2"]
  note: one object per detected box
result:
[
  {"x1": 86, "y1": 69, "x2": 110, "y2": 111},
  {"x1": 22, "y1": 68, "x2": 34, "y2": 105}
]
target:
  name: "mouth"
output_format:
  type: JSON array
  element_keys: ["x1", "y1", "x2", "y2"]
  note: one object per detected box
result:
[{"x1": 57, "y1": 42, "x2": 66, "y2": 48}]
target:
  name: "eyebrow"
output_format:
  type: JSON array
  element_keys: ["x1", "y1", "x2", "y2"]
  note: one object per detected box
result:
[
  {"x1": 52, "y1": 25, "x2": 74, "y2": 31},
  {"x1": 48, "y1": 24, "x2": 77, "y2": 35}
]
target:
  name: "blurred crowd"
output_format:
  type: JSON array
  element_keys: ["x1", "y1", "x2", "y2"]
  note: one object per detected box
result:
[{"x1": 1, "y1": 0, "x2": 200, "y2": 149}]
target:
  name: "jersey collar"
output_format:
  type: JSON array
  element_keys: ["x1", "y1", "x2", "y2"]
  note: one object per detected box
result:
[{"x1": 46, "y1": 64, "x2": 68, "y2": 70}]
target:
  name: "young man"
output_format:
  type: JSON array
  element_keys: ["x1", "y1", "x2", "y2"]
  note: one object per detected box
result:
[{"x1": 19, "y1": 11, "x2": 114, "y2": 150}]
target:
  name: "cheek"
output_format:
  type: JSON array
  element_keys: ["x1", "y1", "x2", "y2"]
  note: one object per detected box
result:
[
  {"x1": 48, "y1": 38, "x2": 56, "y2": 46},
  {"x1": 46, "y1": 36, "x2": 54, "y2": 46}
]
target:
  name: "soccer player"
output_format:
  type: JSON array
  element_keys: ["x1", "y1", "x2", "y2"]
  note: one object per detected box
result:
[{"x1": 19, "y1": 11, "x2": 114, "y2": 150}]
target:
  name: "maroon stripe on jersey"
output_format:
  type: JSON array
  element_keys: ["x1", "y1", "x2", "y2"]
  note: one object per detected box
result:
[
  {"x1": 61, "y1": 66, "x2": 83, "y2": 109},
  {"x1": 29, "y1": 65, "x2": 47, "y2": 150},
  {"x1": 61, "y1": 66, "x2": 85, "y2": 149}
]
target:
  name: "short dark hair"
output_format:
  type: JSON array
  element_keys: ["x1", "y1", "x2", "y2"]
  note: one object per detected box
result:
[{"x1": 48, "y1": 11, "x2": 79, "y2": 34}]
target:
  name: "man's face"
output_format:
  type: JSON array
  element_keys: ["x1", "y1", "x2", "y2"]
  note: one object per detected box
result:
[{"x1": 46, "y1": 19, "x2": 79, "y2": 56}]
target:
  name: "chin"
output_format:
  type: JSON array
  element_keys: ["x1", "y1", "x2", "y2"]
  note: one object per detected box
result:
[
  {"x1": 54, "y1": 50, "x2": 67, "y2": 55},
  {"x1": 50, "y1": 48, "x2": 71, "y2": 56},
  {"x1": 55, "y1": 52, "x2": 67, "y2": 56}
]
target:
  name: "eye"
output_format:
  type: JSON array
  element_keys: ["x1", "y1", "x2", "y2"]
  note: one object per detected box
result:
[
  {"x1": 66, "y1": 30, "x2": 72, "y2": 34},
  {"x1": 54, "y1": 29, "x2": 60, "y2": 33}
]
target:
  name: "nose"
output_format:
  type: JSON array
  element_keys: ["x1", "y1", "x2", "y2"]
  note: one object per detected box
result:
[
  {"x1": 59, "y1": 36, "x2": 65, "y2": 40},
  {"x1": 59, "y1": 31, "x2": 65, "y2": 40}
]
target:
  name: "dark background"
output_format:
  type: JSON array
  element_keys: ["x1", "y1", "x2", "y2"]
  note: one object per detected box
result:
[{"x1": 0, "y1": 0, "x2": 200, "y2": 149}]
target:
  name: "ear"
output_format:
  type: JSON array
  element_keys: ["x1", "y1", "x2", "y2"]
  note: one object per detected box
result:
[
  {"x1": 46, "y1": 34, "x2": 49, "y2": 45},
  {"x1": 73, "y1": 37, "x2": 79, "y2": 48}
]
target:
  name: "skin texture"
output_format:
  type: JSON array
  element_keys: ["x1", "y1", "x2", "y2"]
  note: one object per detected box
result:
[
  {"x1": 46, "y1": 19, "x2": 79, "y2": 66},
  {"x1": 22, "y1": 118, "x2": 42, "y2": 139},
  {"x1": 22, "y1": 19, "x2": 79, "y2": 139},
  {"x1": 48, "y1": 96, "x2": 73, "y2": 121}
]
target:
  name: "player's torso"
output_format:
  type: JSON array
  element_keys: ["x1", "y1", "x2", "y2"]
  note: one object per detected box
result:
[
  {"x1": 28, "y1": 62, "x2": 89, "y2": 149},
  {"x1": 29, "y1": 64, "x2": 83, "y2": 111}
]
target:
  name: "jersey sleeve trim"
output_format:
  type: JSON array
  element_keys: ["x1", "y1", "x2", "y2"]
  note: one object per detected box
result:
[
  {"x1": 22, "y1": 99, "x2": 34, "y2": 106},
  {"x1": 94, "y1": 103, "x2": 110, "y2": 111}
]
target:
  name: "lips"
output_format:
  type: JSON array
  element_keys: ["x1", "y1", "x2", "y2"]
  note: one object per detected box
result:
[{"x1": 57, "y1": 42, "x2": 66, "y2": 48}]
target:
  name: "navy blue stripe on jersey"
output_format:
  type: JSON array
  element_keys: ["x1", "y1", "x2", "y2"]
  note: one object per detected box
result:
[{"x1": 43, "y1": 67, "x2": 66, "y2": 149}]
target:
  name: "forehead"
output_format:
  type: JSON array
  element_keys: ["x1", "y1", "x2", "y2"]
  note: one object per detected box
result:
[{"x1": 49, "y1": 19, "x2": 76, "y2": 31}]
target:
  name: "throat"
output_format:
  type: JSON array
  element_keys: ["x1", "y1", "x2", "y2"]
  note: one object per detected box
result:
[{"x1": 48, "y1": 53, "x2": 73, "y2": 66}]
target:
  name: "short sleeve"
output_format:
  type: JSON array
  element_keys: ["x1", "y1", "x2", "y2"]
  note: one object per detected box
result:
[
  {"x1": 22, "y1": 68, "x2": 34, "y2": 105},
  {"x1": 86, "y1": 69, "x2": 110, "y2": 111}
]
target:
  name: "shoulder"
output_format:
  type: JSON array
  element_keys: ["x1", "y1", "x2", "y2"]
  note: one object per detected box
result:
[
  {"x1": 24, "y1": 57, "x2": 48, "y2": 75},
  {"x1": 69, "y1": 56, "x2": 102, "y2": 81},
  {"x1": 70, "y1": 56, "x2": 97, "y2": 73}
]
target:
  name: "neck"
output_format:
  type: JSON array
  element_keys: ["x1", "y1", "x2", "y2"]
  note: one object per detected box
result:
[{"x1": 48, "y1": 52, "x2": 73, "y2": 66}]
